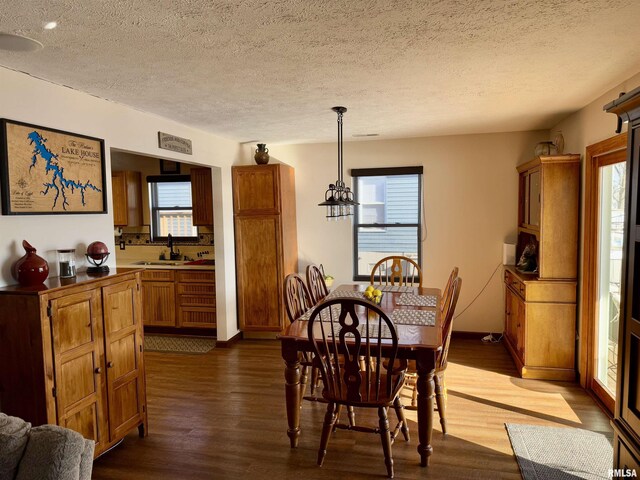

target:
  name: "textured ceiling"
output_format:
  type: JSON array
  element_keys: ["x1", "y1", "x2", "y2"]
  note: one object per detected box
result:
[{"x1": 1, "y1": 0, "x2": 640, "y2": 144}]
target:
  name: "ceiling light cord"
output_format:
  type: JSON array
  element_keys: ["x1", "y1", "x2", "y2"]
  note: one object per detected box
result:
[{"x1": 337, "y1": 110, "x2": 343, "y2": 184}]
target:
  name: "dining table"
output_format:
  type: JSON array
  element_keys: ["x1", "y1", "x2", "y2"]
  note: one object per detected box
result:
[{"x1": 278, "y1": 283, "x2": 443, "y2": 467}]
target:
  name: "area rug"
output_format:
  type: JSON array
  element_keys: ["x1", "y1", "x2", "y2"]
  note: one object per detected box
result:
[
  {"x1": 144, "y1": 335, "x2": 215, "y2": 354},
  {"x1": 505, "y1": 424, "x2": 613, "y2": 480}
]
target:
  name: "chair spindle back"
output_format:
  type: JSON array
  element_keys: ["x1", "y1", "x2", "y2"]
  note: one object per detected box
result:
[
  {"x1": 283, "y1": 273, "x2": 314, "y2": 324},
  {"x1": 308, "y1": 298, "x2": 400, "y2": 404},
  {"x1": 306, "y1": 264, "x2": 330, "y2": 305},
  {"x1": 370, "y1": 255, "x2": 423, "y2": 287}
]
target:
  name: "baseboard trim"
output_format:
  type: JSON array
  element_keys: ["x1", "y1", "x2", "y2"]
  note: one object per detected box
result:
[
  {"x1": 451, "y1": 331, "x2": 494, "y2": 340},
  {"x1": 216, "y1": 331, "x2": 243, "y2": 348}
]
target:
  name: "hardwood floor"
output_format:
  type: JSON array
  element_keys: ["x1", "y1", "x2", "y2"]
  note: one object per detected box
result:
[{"x1": 92, "y1": 338, "x2": 611, "y2": 479}]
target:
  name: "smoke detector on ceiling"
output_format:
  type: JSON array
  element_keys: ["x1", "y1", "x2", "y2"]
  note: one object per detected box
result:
[{"x1": 0, "y1": 33, "x2": 43, "y2": 52}]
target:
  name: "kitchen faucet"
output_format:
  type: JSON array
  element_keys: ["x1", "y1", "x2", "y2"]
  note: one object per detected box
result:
[{"x1": 167, "y1": 233, "x2": 181, "y2": 260}]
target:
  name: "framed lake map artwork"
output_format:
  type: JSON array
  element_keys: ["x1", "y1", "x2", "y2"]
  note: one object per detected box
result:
[{"x1": 0, "y1": 119, "x2": 107, "y2": 215}]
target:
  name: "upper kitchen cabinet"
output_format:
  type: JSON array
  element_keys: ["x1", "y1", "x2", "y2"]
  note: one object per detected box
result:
[
  {"x1": 112, "y1": 171, "x2": 143, "y2": 227},
  {"x1": 516, "y1": 154, "x2": 580, "y2": 280},
  {"x1": 232, "y1": 165, "x2": 282, "y2": 214},
  {"x1": 190, "y1": 167, "x2": 214, "y2": 226}
]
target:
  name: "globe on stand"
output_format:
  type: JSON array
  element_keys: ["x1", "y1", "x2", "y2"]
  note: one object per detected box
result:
[{"x1": 85, "y1": 241, "x2": 110, "y2": 274}]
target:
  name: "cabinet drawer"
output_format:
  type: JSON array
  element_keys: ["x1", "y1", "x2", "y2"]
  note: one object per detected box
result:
[
  {"x1": 504, "y1": 270, "x2": 526, "y2": 298},
  {"x1": 178, "y1": 307, "x2": 216, "y2": 328},
  {"x1": 177, "y1": 283, "x2": 215, "y2": 296},
  {"x1": 177, "y1": 294, "x2": 216, "y2": 307},
  {"x1": 141, "y1": 270, "x2": 174, "y2": 281},
  {"x1": 176, "y1": 270, "x2": 215, "y2": 283}
]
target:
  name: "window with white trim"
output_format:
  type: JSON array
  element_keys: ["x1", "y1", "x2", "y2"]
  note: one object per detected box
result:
[{"x1": 148, "y1": 175, "x2": 197, "y2": 240}]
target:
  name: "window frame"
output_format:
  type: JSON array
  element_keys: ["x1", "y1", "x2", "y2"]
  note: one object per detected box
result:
[
  {"x1": 147, "y1": 174, "x2": 198, "y2": 242},
  {"x1": 351, "y1": 166, "x2": 423, "y2": 282}
]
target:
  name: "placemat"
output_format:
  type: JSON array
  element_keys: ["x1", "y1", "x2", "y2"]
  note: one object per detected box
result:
[
  {"x1": 391, "y1": 309, "x2": 436, "y2": 326},
  {"x1": 297, "y1": 304, "x2": 341, "y2": 322},
  {"x1": 373, "y1": 284, "x2": 416, "y2": 293},
  {"x1": 328, "y1": 323, "x2": 394, "y2": 339},
  {"x1": 395, "y1": 293, "x2": 438, "y2": 307},
  {"x1": 326, "y1": 290, "x2": 366, "y2": 299}
]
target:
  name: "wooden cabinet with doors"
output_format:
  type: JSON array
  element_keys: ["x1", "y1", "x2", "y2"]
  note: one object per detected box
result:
[
  {"x1": 503, "y1": 267, "x2": 576, "y2": 380},
  {"x1": 504, "y1": 154, "x2": 580, "y2": 380},
  {"x1": 517, "y1": 155, "x2": 581, "y2": 280},
  {"x1": 141, "y1": 269, "x2": 176, "y2": 327},
  {"x1": 0, "y1": 269, "x2": 148, "y2": 457},
  {"x1": 112, "y1": 171, "x2": 143, "y2": 227},
  {"x1": 176, "y1": 270, "x2": 216, "y2": 328},
  {"x1": 232, "y1": 163, "x2": 298, "y2": 333},
  {"x1": 191, "y1": 167, "x2": 214, "y2": 226},
  {"x1": 141, "y1": 268, "x2": 216, "y2": 330},
  {"x1": 605, "y1": 85, "x2": 640, "y2": 471}
]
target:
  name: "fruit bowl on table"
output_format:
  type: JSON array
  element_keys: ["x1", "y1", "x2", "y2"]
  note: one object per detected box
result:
[{"x1": 363, "y1": 286, "x2": 383, "y2": 305}]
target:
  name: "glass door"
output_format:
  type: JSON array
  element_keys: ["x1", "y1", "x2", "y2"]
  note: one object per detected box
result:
[{"x1": 594, "y1": 161, "x2": 626, "y2": 401}]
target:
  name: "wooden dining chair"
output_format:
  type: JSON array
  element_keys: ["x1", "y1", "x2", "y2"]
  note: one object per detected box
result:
[
  {"x1": 308, "y1": 298, "x2": 409, "y2": 478},
  {"x1": 404, "y1": 267, "x2": 459, "y2": 411},
  {"x1": 434, "y1": 275, "x2": 462, "y2": 435},
  {"x1": 283, "y1": 273, "x2": 316, "y2": 399},
  {"x1": 306, "y1": 264, "x2": 330, "y2": 305},
  {"x1": 370, "y1": 255, "x2": 422, "y2": 287},
  {"x1": 283, "y1": 273, "x2": 314, "y2": 325}
]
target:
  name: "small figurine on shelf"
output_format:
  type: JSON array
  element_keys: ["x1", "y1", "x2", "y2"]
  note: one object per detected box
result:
[{"x1": 516, "y1": 239, "x2": 538, "y2": 273}]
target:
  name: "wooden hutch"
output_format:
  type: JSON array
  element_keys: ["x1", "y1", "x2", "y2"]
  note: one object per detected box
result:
[
  {"x1": 504, "y1": 154, "x2": 580, "y2": 381},
  {"x1": 0, "y1": 269, "x2": 148, "y2": 457}
]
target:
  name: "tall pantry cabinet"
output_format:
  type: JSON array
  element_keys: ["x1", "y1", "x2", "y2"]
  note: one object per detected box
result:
[
  {"x1": 232, "y1": 163, "x2": 298, "y2": 333},
  {"x1": 0, "y1": 270, "x2": 147, "y2": 457}
]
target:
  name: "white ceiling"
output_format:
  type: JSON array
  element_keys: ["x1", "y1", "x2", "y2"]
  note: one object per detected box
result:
[{"x1": 1, "y1": 0, "x2": 640, "y2": 144}]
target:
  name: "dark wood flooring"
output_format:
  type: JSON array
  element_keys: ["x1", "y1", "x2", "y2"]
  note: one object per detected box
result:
[{"x1": 92, "y1": 338, "x2": 610, "y2": 479}]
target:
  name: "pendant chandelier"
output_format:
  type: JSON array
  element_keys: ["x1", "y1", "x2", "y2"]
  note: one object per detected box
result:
[{"x1": 318, "y1": 106, "x2": 358, "y2": 220}]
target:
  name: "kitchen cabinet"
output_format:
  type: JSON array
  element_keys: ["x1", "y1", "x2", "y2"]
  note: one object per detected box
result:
[
  {"x1": 0, "y1": 270, "x2": 148, "y2": 457},
  {"x1": 232, "y1": 163, "x2": 298, "y2": 333},
  {"x1": 112, "y1": 171, "x2": 143, "y2": 227},
  {"x1": 191, "y1": 167, "x2": 214, "y2": 226},
  {"x1": 141, "y1": 270, "x2": 176, "y2": 327},
  {"x1": 141, "y1": 268, "x2": 215, "y2": 330},
  {"x1": 176, "y1": 270, "x2": 216, "y2": 328}
]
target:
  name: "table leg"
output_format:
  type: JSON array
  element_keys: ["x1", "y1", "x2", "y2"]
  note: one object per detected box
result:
[
  {"x1": 282, "y1": 340, "x2": 301, "y2": 448},
  {"x1": 416, "y1": 350, "x2": 436, "y2": 467}
]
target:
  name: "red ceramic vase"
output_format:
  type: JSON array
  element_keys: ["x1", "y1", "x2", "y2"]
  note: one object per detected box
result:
[{"x1": 12, "y1": 240, "x2": 49, "y2": 286}]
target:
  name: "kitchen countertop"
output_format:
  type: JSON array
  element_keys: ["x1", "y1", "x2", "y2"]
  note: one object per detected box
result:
[{"x1": 116, "y1": 261, "x2": 215, "y2": 271}]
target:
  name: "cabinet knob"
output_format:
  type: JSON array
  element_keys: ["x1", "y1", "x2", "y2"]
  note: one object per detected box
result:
[
  {"x1": 95, "y1": 367, "x2": 102, "y2": 374},
  {"x1": 107, "y1": 361, "x2": 114, "y2": 368}
]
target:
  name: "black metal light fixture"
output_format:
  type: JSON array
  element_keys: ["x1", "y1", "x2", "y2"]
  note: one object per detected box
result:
[{"x1": 318, "y1": 106, "x2": 358, "y2": 220}]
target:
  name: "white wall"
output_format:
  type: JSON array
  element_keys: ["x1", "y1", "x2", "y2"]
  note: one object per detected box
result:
[
  {"x1": 254, "y1": 130, "x2": 548, "y2": 332},
  {"x1": 551, "y1": 72, "x2": 640, "y2": 154},
  {"x1": 0, "y1": 67, "x2": 241, "y2": 341},
  {"x1": 550, "y1": 71, "x2": 640, "y2": 353}
]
